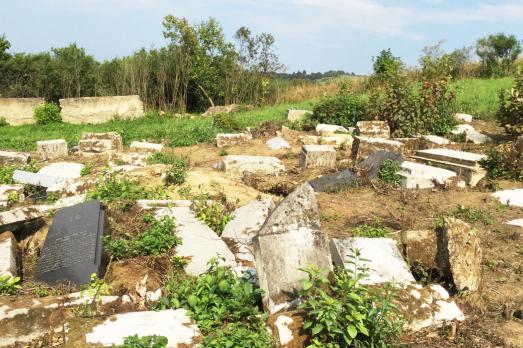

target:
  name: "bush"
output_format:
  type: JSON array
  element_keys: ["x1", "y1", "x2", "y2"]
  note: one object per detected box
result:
[
  {"x1": 480, "y1": 144, "x2": 523, "y2": 181},
  {"x1": 377, "y1": 159, "x2": 401, "y2": 186},
  {"x1": 165, "y1": 158, "x2": 190, "y2": 186},
  {"x1": 213, "y1": 113, "x2": 241, "y2": 132},
  {"x1": 0, "y1": 117, "x2": 8, "y2": 126},
  {"x1": 353, "y1": 219, "x2": 391, "y2": 238},
  {"x1": 34, "y1": 103, "x2": 62, "y2": 125},
  {"x1": 312, "y1": 92, "x2": 368, "y2": 128},
  {"x1": 497, "y1": 70, "x2": 523, "y2": 134},
  {"x1": 147, "y1": 152, "x2": 189, "y2": 166},
  {"x1": 452, "y1": 205, "x2": 492, "y2": 225},
  {"x1": 192, "y1": 193, "x2": 234, "y2": 236}
]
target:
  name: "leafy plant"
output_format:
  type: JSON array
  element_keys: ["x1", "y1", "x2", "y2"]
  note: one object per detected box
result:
[
  {"x1": 192, "y1": 193, "x2": 234, "y2": 236},
  {"x1": 452, "y1": 205, "x2": 493, "y2": 225},
  {"x1": 353, "y1": 219, "x2": 391, "y2": 238},
  {"x1": 497, "y1": 69, "x2": 523, "y2": 134},
  {"x1": 34, "y1": 103, "x2": 62, "y2": 125},
  {"x1": 0, "y1": 117, "x2": 8, "y2": 126},
  {"x1": 147, "y1": 152, "x2": 189, "y2": 166},
  {"x1": 0, "y1": 166, "x2": 16, "y2": 184},
  {"x1": 480, "y1": 144, "x2": 523, "y2": 181},
  {"x1": 165, "y1": 158, "x2": 190, "y2": 186},
  {"x1": 377, "y1": 159, "x2": 401, "y2": 187},
  {"x1": 75, "y1": 273, "x2": 111, "y2": 317},
  {"x1": 213, "y1": 113, "x2": 241, "y2": 131},
  {"x1": 0, "y1": 275, "x2": 21, "y2": 295},
  {"x1": 312, "y1": 92, "x2": 368, "y2": 128},
  {"x1": 80, "y1": 163, "x2": 93, "y2": 176},
  {"x1": 119, "y1": 335, "x2": 168, "y2": 348}
]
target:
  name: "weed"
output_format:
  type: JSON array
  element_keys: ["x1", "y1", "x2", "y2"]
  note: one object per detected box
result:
[
  {"x1": 352, "y1": 219, "x2": 391, "y2": 238},
  {"x1": 452, "y1": 205, "x2": 493, "y2": 225},
  {"x1": 192, "y1": 193, "x2": 234, "y2": 236},
  {"x1": 7, "y1": 191, "x2": 20, "y2": 205},
  {"x1": 480, "y1": 145, "x2": 522, "y2": 181},
  {"x1": 119, "y1": 335, "x2": 168, "y2": 348},
  {"x1": 80, "y1": 163, "x2": 93, "y2": 176},
  {"x1": 377, "y1": 160, "x2": 401, "y2": 187},
  {"x1": 312, "y1": 91, "x2": 368, "y2": 128},
  {"x1": 47, "y1": 192, "x2": 59, "y2": 203},
  {"x1": 147, "y1": 152, "x2": 188, "y2": 166},
  {"x1": 213, "y1": 113, "x2": 241, "y2": 132},
  {"x1": 218, "y1": 149, "x2": 228, "y2": 156},
  {"x1": 0, "y1": 275, "x2": 21, "y2": 295},
  {"x1": 75, "y1": 273, "x2": 111, "y2": 317},
  {"x1": 0, "y1": 117, "x2": 7, "y2": 126},
  {"x1": 34, "y1": 103, "x2": 62, "y2": 125},
  {"x1": 165, "y1": 158, "x2": 190, "y2": 186}
]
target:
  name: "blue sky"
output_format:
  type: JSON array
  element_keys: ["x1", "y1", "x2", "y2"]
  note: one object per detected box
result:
[{"x1": 1, "y1": 0, "x2": 523, "y2": 74}]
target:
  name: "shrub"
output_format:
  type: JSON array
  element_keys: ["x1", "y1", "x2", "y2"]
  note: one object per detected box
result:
[
  {"x1": 34, "y1": 103, "x2": 62, "y2": 125},
  {"x1": 0, "y1": 166, "x2": 16, "y2": 185},
  {"x1": 377, "y1": 159, "x2": 401, "y2": 186},
  {"x1": 80, "y1": 163, "x2": 93, "y2": 176},
  {"x1": 0, "y1": 275, "x2": 21, "y2": 295},
  {"x1": 119, "y1": 335, "x2": 168, "y2": 348},
  {"x1": 0, "y1": 117, "x2": 8, "y2": 126},
  {"x1": 497, "y1": 70, "x2": 523, "y2": 134},
  {"x1": 213, "y1": 113, "x2": 241, "y2": 132},
  {"x1": 165, "y1": 158, "x2": 190, "y2": 186},
  {"x1": 192, "y1": 193, "x2": 234, "y2": 236},
  {"x1": 372, "y1": 49, "x2": 404, "y2": 82},
  {"x1": 312, "y1": 92, "x2": 368, "y2": 128},
  {"x1": 480, "y1": 144, "x2": 523, "y2": 181},
  {"x1": 299, "y1": 249, "x2": 403, "y2": 348}
]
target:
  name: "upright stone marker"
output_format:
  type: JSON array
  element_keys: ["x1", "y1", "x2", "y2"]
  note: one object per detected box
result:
[{"x1": 35, "y1": 200, "x2": 109, "y2": 285}]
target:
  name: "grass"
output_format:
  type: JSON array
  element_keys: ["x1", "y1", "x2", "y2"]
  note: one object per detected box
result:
[{"x1": 0, "y1": 100, "x2": 316, "y2": 151}]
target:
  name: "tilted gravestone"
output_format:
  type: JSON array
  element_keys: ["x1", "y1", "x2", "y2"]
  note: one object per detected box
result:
[{"x1": 35, "y1": 200, "x2": 109, "y2": 285}]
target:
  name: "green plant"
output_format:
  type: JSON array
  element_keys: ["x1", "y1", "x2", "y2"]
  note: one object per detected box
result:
[
  {"x1": 75, "y1": 273, "x2": 111, "y2": 317},
  {"x1": 312, "y1": 92, "x2": 368, "y2": 128},
  {"x1": 34, "y1": 103, "x2": 62, "y2": 125},
  {"x1": 81, "y1": 163, "x2": 93, "y2": 176},
  {"x1": 0, "y1": 275, "x2": 21, "y2": 295},
  {"x1": 7, "y1": 191, "x2": 19, "y2": 205},
  {"x1": 377, "y1": 160, "x2": 401, "y2": 186},
  {"x1": 147, "y1": 152, "x2": 188, "y2": 166},
  {"x1": 480, "y1": 144, "x2": 522, "y2": 181},
  {"x1": 119, "y1": 335, "x2": 168, "y2": 348},
  {"x1": 218, "y1": 149, "x2": 228, "y2": 156},
  {"x1": 0, "y1": 117, "x2": 8, "y2": 126},
  {"x1": 165, "y1": 158, "x2": 190, "y2": 186},
  {"x1": 299, "y1": 249, "x2": 402, "y2": 348},
  {"x1": 452, "y1": 205, "x2": 493, "y2": 225},
  {"x1": 192, "y1": 193, "x2": 234, "y2": 236},
  {"x1": 352, "y1": 220, "x2": 391, "y2": 238},
  {"x1": 213, "y1": 113, "x2": 241, "y2": 131},
  {"x1": 497, "y1": 70, "x2": 523, "y2": 134}
]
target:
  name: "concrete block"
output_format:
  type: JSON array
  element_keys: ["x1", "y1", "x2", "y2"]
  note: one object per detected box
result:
[
  {"x1": 351, "y1": 137, "x2": 403, "y2": 160},
  {"x1": 79, "y1": 132, "x2": 123, "y2": 154},
  {"x1": 60, "y1": 95, "x2": 144, "y2": 124},
  {"x1": 36, "y1": 139, "x2": 68, "y2": 161},
  {"x1": 300, "y1": 145, "x2": 336, "y2": 168},
  {"x1": 0, "y1": 151, "x2": 31, "y2": 166},
  {"x1": 129, "y1": 141, "x2": 163, "y2": 154},
  {"x1": 218, "y1": 155, "x2": 285, "y2": 177}
]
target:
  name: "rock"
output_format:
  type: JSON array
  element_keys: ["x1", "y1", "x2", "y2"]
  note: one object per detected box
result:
[
  {"x1": 455, "y1": 113, "x2": 473, "y2": 123},
  {"x1": 399, "y1": 161, "x2": 457, "y2": 189},
  {"x1": 218, "y1": 155, "x2": 286, "y2": 177},
  {"x1": 352, "y1": 137, "x2": 404, "y2": 160},
  {"x1": 115, "y1": 152, "x2": 149, "y2": 167},
  {"x1": 298, "y1": 134, "x2": 353, "y2": 149},
  {"x1": 129, "y1": 141, "x2": 164, "y2": 153},
  {"x1": 221, "y1": 199, "x2": 274, "y2": 265},
  {"x1": 37, "y1": 162, "x2": 84, "y2": 179},
  {"x1": 12, "y1": 170, "x2": 66, "y2": 188},
  {"x1": 401, "y1": 229, "x2": 439, "y2": 271},
  {"x1": 36, "y1": 139, "x2": 68, "y2": 161},
  {"x1": 357, "y1": 151, "x2": 404, "y2": 178},
  {"x1": 356, "y1": 121, "x2": 390, "y2": 138},
  {"x1": 253, "y1": 183, "x2": 332, "y2": 313},
  {"x1": 0, "y1": 231, "x2": 18, "y2": 277},
  {"x1": 309, "y1": 169, "x2": 359, "y2": 192},
  {"x1": 266, "y1": 136, "x2": 291, "y2": 150},
  {"x1": 156, "y1": 206, "x2": 236, "y2": 275},
  {"x1": 82, "y1": 309, "x2": 201, "y2": 347},
  {"x1": 275, "y1": 315, "x2": 294, "y2": 346},
  {"x1": 268, "y1": 311, "x2": 308, "y2": 347},
  {"x1": 315, "y1": 123, "x2": 349, "y2": 136},
  {"x1": 492, "y1": 189, "x2": 523, "y2": 207},
  {"x1": 286, "y1": 109, "x2": 312, "y2": 122},
  {"x1": 451, "y1": 124, "x2": 491, "y2": 144},
  {"x1": 0, "y1": 151, "x2": 30, "y2": 166},
  {"x1": 0, "y1": 185, "x2": 24, "y2": 209},
  {"x1": 47, "y1": 178, "x2": 97, "y2": 198},
  {"x1": 78, "y1": 132, "x2": 123, "y2": 155},
  {"x1": 216, "y1": 133, "x2": 251, "y2": 148},
  {"x1": 330, "y1": 237, "x2": 415, "y2": 286},
  {"x1": 422, "y1": 135, "x2": 451, "y2": 146},
  {"x1": 300, "y1": 145, "x2": 336, "y2": 168},
  {"x1": 202, "y1": 104, "x2": 243, "y2": 117}
]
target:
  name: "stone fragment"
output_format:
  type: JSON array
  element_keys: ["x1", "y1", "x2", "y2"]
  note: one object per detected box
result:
[
  {"x1": 0, "y1": 185, "x2": 24, "y2": 209},
  {"x1": 0, "y1": 151, "x2": 30, "y2": 166},
  {"x1": 356, "y1": 121, "x2": 390, "y2": 138},
  {"x1": 115, "y1": 152, "x2": 149, "y2": 166},
  {"x1": 299, "y1": 145, "x2": 336, "y2": 168},
  {"x1": 253, "y1": 184, "x2": 332, "y2": 313},
  {"x1": 352, "y1": 136, "x2": 404, "y2": 160},
  {"x1": 218, "y1": 155, "x2": 286, "y2": 177},
  {"x1": 37, "y1": 162, "x2": 84, "y2": 179},
  {"x1": 315, "y1": 123, "x2": 349, "y2": 136},
  {"x1": 156, "y1": 206, "x2": 236, "y2": 276},
  {"x1": 12, "y1": 170, "x2": 66, "y2": 188},
  {"x1": 492, "y1": 189, "x2": 523, "y2": 207},
  {"x1": 330, "y1": 237, "x2": 415, "y2": 286},
  {"x1": 78, "y1": 132, "x2": 123, "y2": 154},
  {"x1": 357, "y1": 151, "x2": 403, "y2": 178},
  {"x1": 506, "y1": 218, "x2": 523, "y2": 228},
  {"x1": 451, "y1": 124, "x2": 491, "y2": 144},
  {"x1": 129, "y1": 141, "x2": 164, "y2": 153},
  {"x1": 0, "y1": 231, "x2": 18, "y2": 277},
  {"x1": 298, "y1": 134, "x2": 353, "y2": 149},
  {"x1": 84, "y1": 310, "x2": 201, "y2": 347},
  {"x1": 309, "y1": 169, "x2": 359, "y2": 192},
  {"x1": 275, "y1": 315, "x2": 294, "y2": 346},
  {"x1": 399, "y1": 161, "x2": 457, "y2": 189},
  {"x1": 286, "y1": 109, "x2": 312, "y2": 122},
  {"x1": 216, "y1": 133, "x2": 251, "y2": 148},
  {"x1": 455, "y1": 113, "x2": 473, "y2": 123},
  {"x1": 266, "y1": 136, "x2": 291, "y2": 150},
  {"x1": 401, "y1": 230, "x2": 439, "y2": 271},
  {"x1": 46, "y1": 178, "x2": 97, "y2": 198},
  {"x1": 422, "y1": 135, "x2": 451, "y2": 146},
  {"x1": 36, "y1": 139, "x2": 68, "y2": 161}
]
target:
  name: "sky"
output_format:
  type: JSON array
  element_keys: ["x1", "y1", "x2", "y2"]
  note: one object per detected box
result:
[{"x1": 1, "y1": 0, "x2": 523, "y2": 74}]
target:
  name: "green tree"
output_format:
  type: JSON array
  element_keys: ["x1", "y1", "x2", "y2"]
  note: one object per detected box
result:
[
  {"x1": 476, "y1": 33, "x2": 522, "y2": 77},
  {"x1": 372, "y1": 49, "x2": 404, "y2": 81},
  {"x1": 0, "y1": 34, "x2": 10, "y2": 61},
  {"x1": 52, "y1": 43, "x2": 97, "y2": 98}
]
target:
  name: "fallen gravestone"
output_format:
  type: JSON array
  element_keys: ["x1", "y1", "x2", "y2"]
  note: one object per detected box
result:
[
  {"x1": 315, "y1": 123, "x2": 349, "y2": 136},
  {"x1": 35, "y1": 200, "x2": 109, "y2": 285},
  {"x1": 492, "y1": 189, "x2": 523, "y2": 208},
  {"x1": 451, "y1": 124, "x2": 491, "y2": 144},
  {"x1": 309, "y1": 169, "x2": 359, "y2": 192},
  {"x1": 357, "y1": 150, "x2": 403, "y2": 178},
  {"x1": 300, "y1": 145, "x2": 336, "y2": 168},
  {"x1": 13, "y1": 170, "x2": 66, "y2": 188},
  {"x1": 266, "y1": 136, "x2": 290, "y2": 150},
  {"x1": 37, "y1": 162, "x2": 84, "y2": 179},
  {"x1": 0, "y1": 151, "x2": 31, "y2": 166},
  {"x1": 352, "y1": 137, "x2": 404, "y2": 160}
]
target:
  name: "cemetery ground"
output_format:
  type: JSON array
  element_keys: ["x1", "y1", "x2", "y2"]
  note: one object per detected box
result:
[{"x1": 0, "y1": 80, "x2": 522, "y2": 346}]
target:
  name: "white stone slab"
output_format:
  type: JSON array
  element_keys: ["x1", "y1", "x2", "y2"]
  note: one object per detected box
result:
[
  {"x1": 455, "y1": 113, "x2": 473, "y2": 123},
  {"x1": 12, "y1": 170, "x2": 66, "y2": 188},
  {"x1": 399, "y1": 161, "x2": 457, "y2": 189},
  {"x1": 422, "y1": 135, "x2": 451, "y2": 145},
  {"x1": 85, "y1": 309, "x2": 201, "y2": 347},
  {"x1": 219, "y1": 155, "x2": 286, "y2": 177},
  {"x1": 37, "y1": 162, "x2": 84, "y2": 179},
  {"x1": 451, "y1": 124, "x2": 491, "y2": 144},
  {"x1": 156, "y1": 206, "x2": 236, "y2": 275},
  {"x1": 0, "y1": 151, "x2": 30, "y2": 166},
  {"x1": 330, "y1": 237, "x2": 415, "y2": 286},
  {"x1": 416, "y1": 148, "x2": 486, "y2": 164},
  {"x1": 266, "y1": 136, "x2": 290, "y2": 150},
  {"x1": 129, "y1": 141, "x2": 164, "y2": 153},
  {"x1": 0, "y1": 231, "x2": 18, "y2": 277},
  {"x1": 316, "y1": 123, "x2": 349, "y2": 136},
  {"x1": 506, "y1": 219, "x2": 523, "y2": 228},
  {"x1": 492, "y1": 189, "x2": 523, "y2": 207},
  {"x1": 36, "y1": 139, "x2": 68, "y2": 161}
]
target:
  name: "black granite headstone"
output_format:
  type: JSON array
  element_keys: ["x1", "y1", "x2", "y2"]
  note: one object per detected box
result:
[{"x1": 35, "y1": 200, "x2": 109, "y2": 285}]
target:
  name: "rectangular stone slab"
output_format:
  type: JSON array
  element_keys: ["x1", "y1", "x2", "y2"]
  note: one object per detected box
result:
[
  {"x1": 35, "y1": 200, "x2": 109, "y2": 285},
  {"x1": 415, "y1": 149, "x2": 486, "y2": 167}
]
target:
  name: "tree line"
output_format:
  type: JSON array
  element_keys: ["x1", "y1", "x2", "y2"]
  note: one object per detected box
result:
[{"x1": 0, "y1": 16, "x2": 282, "y2": 112}]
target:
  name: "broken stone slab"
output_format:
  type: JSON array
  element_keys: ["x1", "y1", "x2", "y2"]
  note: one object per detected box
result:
[
  {"x1": 129, "y1": 141, "x2": 164, "y2": 154},
  {"x1": 300, "y1": 145, "x2": 336, "y2": 168},
  {"x1": 455, "y1": 113, "x2": 473, "y2": 123},
  {"x1": 412, "y1": 149, "x2": 487, "y2": 187},
  {"x1": 451, "y1": 124, "x2": 491, "y2": 144},
  {"x1": 83, "y1": 309, "x2": 201, "y2": 347},
  {"x1": 298, "y1": 134, "x2": 353, "y2": 149},
  {"x1": 309, "y1": 169, "x2": 359, "y2": 192},
  {"x1": 286, "y1": 109, "x2": 312, "y2": 122},
  {"x1": 253, "y1": 183, "x2": 332, "y2": 314},
  {"x1": 399, "y1": 161, "x2": 457, "y2": 189},
  {"x1": 156, "y1": 206, "x2": 236, "y2": 276},
  {"x1": 422, "y1": 135, "x2": 451, "y2": 146},
  {"x1": 37, "y1": 162, "x2": 84, "y2": 179},
  {"x1": 492, "y1": 189, "x2": 523, "y2": 208},
  {"x1": 115, "y1": 152, "x2": 149, "y2": 166},
  {"x1": 0, "y1": 231, "x2": 18, "y2": 277},
  {"x1": 36, "y1": 139, "x2": 68, "y2": 161},
  {"x1": 356, "y1": 121, "x2": 390, "y2": 138},
  {"x1": 218, "y1": 155, "x2": 286, "y2": 177},
  {"x1": 78, "y1": 132, "x2": 123, "y2": 154},
  {"x1": 221, "y1": 199, "x2": 274, "y2": 264},
  {"x1": 46, "y1": 178, "x2": 97, "y2": 198},
  {"x1": 216, "y1": 132, "x2": 251, "y2": 148},
  {"x1": 506, "y1": 218, "x2": 523, "y2": 228},
  {"x1": 202, "y1": 104, "x2": 245, "y2": 117},
  {"x1": 266, "y1": 136, "x2": 291, "y2": 150},
  {"x1": 0, "y1": 151, "x2": 30, "y2": 166},
  {"x1": 12, "y1": 170, "x2": 66, "y2": 188},
  {"x1": 330, "y1": 237, "x2": 415, "y2": 286},
  {"x1": 357, "y1": 151, "x2": 404, "y2": 178},
  {"x1": 352, "y1": 136, "x2": 404, "y2": 160},
  {"x1": 315, "y1": 123, "x2": 349, "y2": 136}
]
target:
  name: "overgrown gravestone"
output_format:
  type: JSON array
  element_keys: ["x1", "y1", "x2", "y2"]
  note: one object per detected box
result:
[{"x1": 35, "y1": 200, "x2": 109, "y2": 285}]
